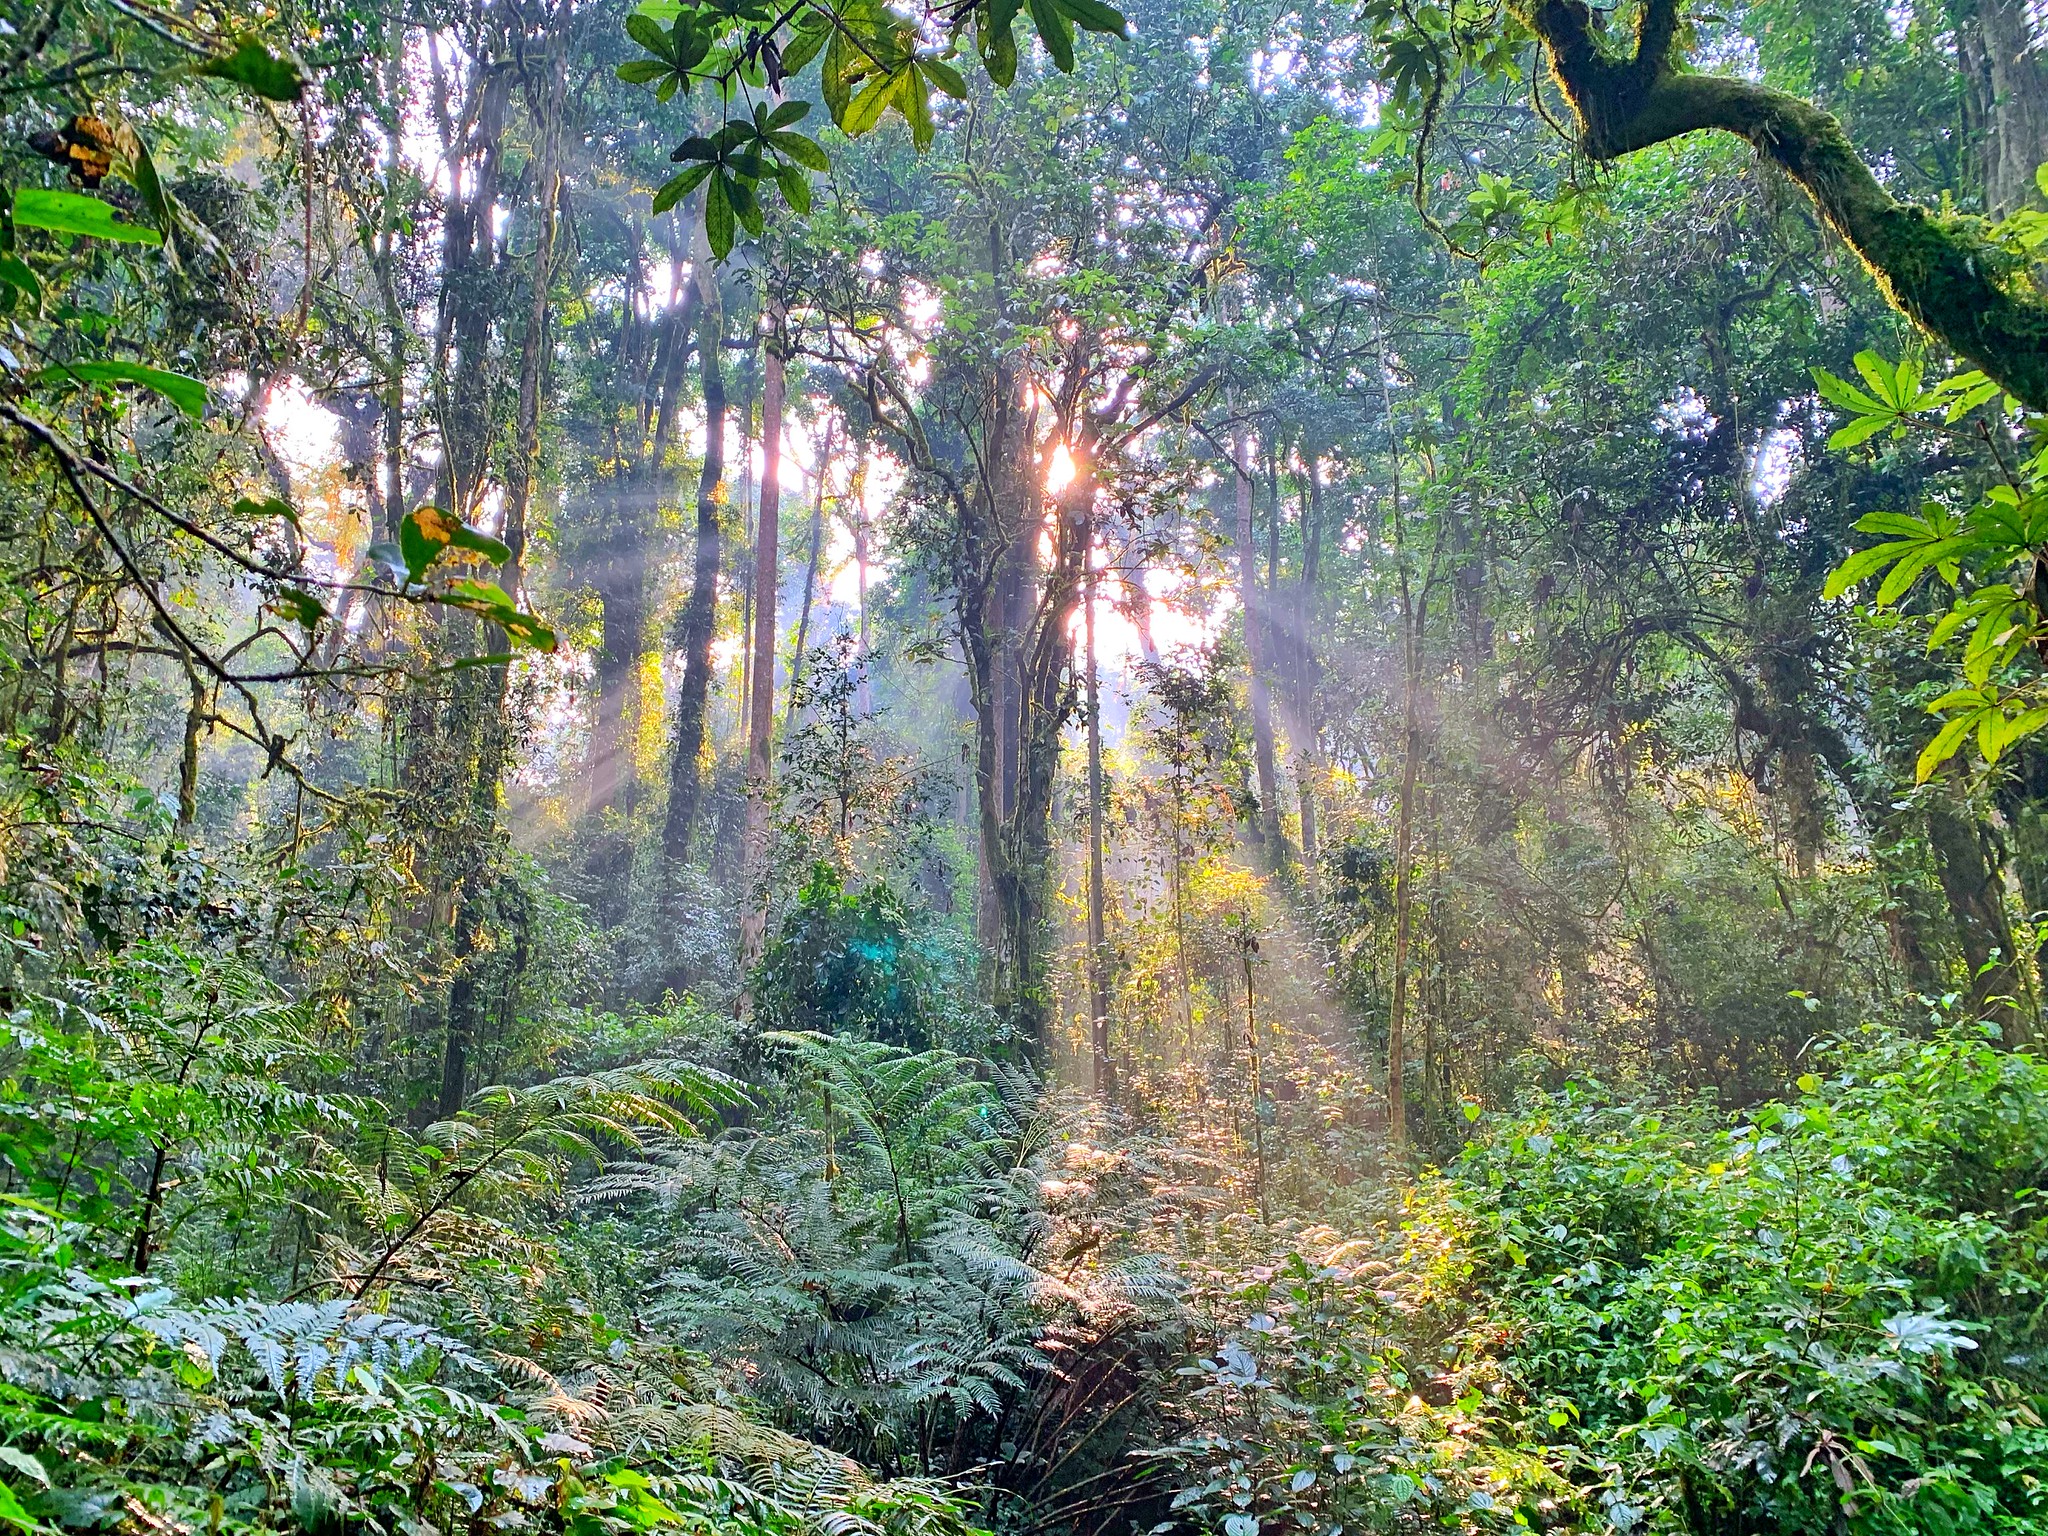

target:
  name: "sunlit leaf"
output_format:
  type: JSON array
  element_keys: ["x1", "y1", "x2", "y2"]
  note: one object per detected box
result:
[
  {"x1": 197, "y1": 39, "x2": 304, "y2": 101},
  {"x1": 12, "y1": 188, "x2": 163, "y2": 246}
]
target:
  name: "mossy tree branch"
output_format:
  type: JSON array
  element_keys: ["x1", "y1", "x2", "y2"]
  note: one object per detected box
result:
[{"x1": 1514, "y1": 0, "x2": 2048, "y2": 408}]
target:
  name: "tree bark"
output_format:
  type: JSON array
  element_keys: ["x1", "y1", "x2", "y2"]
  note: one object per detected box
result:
[
  {"x1": 1232, "y1": 421, "x2": 1283, "y2": 855},
  {"x1": 786, "y1": 424, "x2": 833, "y2": 733},
  {"x1": 1084, "y1": 517, "x2": 1114, "y2": 1099},
  {"x1": 1926, "y1": 785, "x2": 2030, "y2": 1043},
  {"x1": 1955, "y1": 0, "x2": 2048, "y2": 216},
  {"x1": 739, "y1": 308, "x2": 787, "y2": 977},
  {"x1": 1518, "y1": 0, "x2": 2048, "y2": 405},
  {"x1": 661, "y1": 236, "x2": 726, "y2": 877}
]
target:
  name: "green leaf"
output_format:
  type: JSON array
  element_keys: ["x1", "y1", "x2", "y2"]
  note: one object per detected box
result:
[
  {"x1": 234, "y1": 494, "x2": 297, "y2": 526},
  {"x1": 1811, "y1": 367, "x2": 1884, "y2": 415},
  {"x1": 450, "y1": 523, "x2": 511, "y2": 565},
  {"x1": 627, "y1": 12, "x2": 675, "y2": 60},
  {"x1": 1827, "y1": 413, "x2": 1891, "y2": 450},
  {"x1": 130, "y1": 132, "x2": 174, "y2": 252},
  {"x1": 770, "y1": 130, "x2": 830, "y2": 171},
  {"x1": 653, "y1": 163, "x2": 713, "y2": 214},
  {"x1": 767, "y1": 99, "x2": 812, "y2": 129},
  {"x1": 1854, "y1": 349, "x2": 1902, "y2": 409},
  {"x1": 400, "y1": 505, "x2": 463, "y2": 583},
  {"x1": 616, "y1": 59, "x2": 673, "y2": 83},
  {"x1": 776, "y1": 161, "x2": 813, "y2": 215},
  {"x1": 1029, "y1": 0, "x2": 1076, "y2": 70},
  {"x1": 921, "y1": 56, "x2": 969, "y2": 98},
  {"x1": 0, "y1": 254, "x2": 40, "y2": 306},
  {"x1": 780, "y1": 23, "x2": 829, "y2": 76},
  {"x1": 901, "y1": 66, "x2": 935, "y2": 149},
  {"x1": 13, "y1": 188, "x2": 163, "y2": 246},
  {"x1": 729, "y1": 173, "x2": 765, "y2": 238},
  {"x1": 1916, "y1": 711, "x2": 1977, "y2": 783},
  {"x1": 1053, "y1": 0, "x2": 1130, "y2": 34},
  {"x1": 47, "y1": 360, "x2": 206, "y2": 418},
  {"x1": 705, "y1": 172, "x2": 735, "y2": 259},
  {"x1": 982, "y1": 18, "x2": 1019, "y2": 85},
  {"x1": 441, "y1": 579, "x2": 557, "y2": 651},
  {"x1": 197, "y1": 39, "x2": 304, "y2": 101},
  {"x1": 822, "y1": 29, "x2": 856, "y2": 125},
  {"x1": 843, "y1": 68, "x2": 901, "y2": 135},
  {"x1": 0, "y1": 1480, "x2": 33, "y2": 1533},
  {"x1": 269, "y1": 588, "x2": 326, "y2": 631}
]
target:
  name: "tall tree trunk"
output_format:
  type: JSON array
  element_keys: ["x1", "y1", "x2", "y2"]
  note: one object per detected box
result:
[
  {"x1": 786, "y1": 424, "x2": 832, "y2": 731},
  {"x1": 1232, "y1": 420, "x2": 1282, "y2": 856},
  {"x1": 1295, "y1": 461, "x2": 1327, "y2": 895},
  {"x1": 1926, "y1": 785, "x2": 2030, "y2": 1043},
  {"x1": 661, "y1": 238, "x2": 727, "y2": 878},
  {"x1": 1956, "y1": 0, "x2": 2048, "y2": 216},
  {"x1": 739, "y1": 308, "x2": 787, "y2": 977},
  {"x1": 1084, "y1": 518, "x2": 1114, "y2": 1099}
]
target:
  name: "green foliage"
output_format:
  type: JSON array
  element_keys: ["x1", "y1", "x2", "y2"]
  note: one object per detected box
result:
[
  {"x1": 617, "y1": 0, "x2": 1127, "y2": 250},
  {"x1": 753, "y1": 865, "x2": 970, "y2": 1050},
  {"x1": 1411, "y1": 1026, "x2": 2048, "y2": 1533},
  {"x1": 1820, "y1": 353, "x2": 2046, "y2": 778}
]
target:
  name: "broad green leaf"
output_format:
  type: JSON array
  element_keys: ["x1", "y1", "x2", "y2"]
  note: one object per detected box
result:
[
  {"x1": 770, "y1": 131, "x2": 830, "y2": 171},
  {"x1": 922, "y1": 56, "x2": 969, "y2": 98},
  {"x1": 0, "y1": 254, "x2": 41, "y2": 306},
  {"x1": 822, "y1": 29, "x2": 856, "y2": 125},
  {"x1": 776, "y1": 161, "x2": 813, "y2": 215},
  {"x1": 1873, "y1": 536, "x2": 1975, "y2": 607},
  {"x1": 130, "y1": 133, "x2": 174, "y2": 250},
  {"x1": 1854, "y1": 350, "x2": 1902, "y2": 409},
  {"x1": 730, "y1": 172, "x2": 766, "y2": 238},
  {"x1": 47, "y1": 360, "x2": 206, "y2": 417},
  {"x1": 449, "y1": 522, "x2": 511, "y2": 565},
  {"x1": 627, "y1": 13, "x2": 674, "y2": 61},
  {"x1": 13, "y1": 188, "x2": 163, "y2": 246},
  {"x1": 442, "y1": 579, "x2": 556, "y2": 651},
  {"x1": 982, "y1": 17, "x2": 1019, "y2": 84},
  {"x1": 616, "y1": 59, "x2": 673, "y2": 83},
  {"x1": 269, "y1": 589, "x2": 326, "y2": 631},
  {"x1": 1916, "y1": 711, "x2": 1976, "y2": 782},
  {"x1": 1826, "y1": 413, "x2": 1891, "y2": 450},
  {"x1": 843, "y1": 69, "x2": 901, "y2": 136},
  {"x1": 1811, "y1": 367, "x2": 1883, "y2": 415},
  {"x1": 1054, "y1": 0, "x2": 1130, "y2": 34},
  {"x1": 767, "y1": 99, "x2": 811, "y2": 129},
  {"x1": 781, "y1": 23, "x2": 829, "y2": 76},
  {"x1": 705, "y1": 172, "x2": 735, "y2": 258},
  {"x1": 400, "y1": 505, "x2": 462, "y2": 582},
  {"x1": 1822, "y1": 542, "x2": 1913, "y2": 601},
  {"x1": 1029, "y1": 0, "x2": 1076, "y2": 70},
  {"x1": 653, "y1": 164, "x2": 712, "y2": 214},
  {"x1": 1854, "y1": 510, "x2": 1944, "y2": 537},
  {"x1": 197, "y1": 39, "x2": 304, "y2": 101},
  {"x1": 902, "y1": 65, "x2": 936, "y2": 149}
]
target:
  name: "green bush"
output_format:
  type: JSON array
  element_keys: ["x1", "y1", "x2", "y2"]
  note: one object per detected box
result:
[{"x1": 1414, "y1": 1024, "x2": 2048, "y2": 1534}]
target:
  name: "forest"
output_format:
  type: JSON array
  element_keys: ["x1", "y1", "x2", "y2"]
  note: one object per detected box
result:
[{"x1": 0, "y1": 0, "x2": 2046, "y2": 1527}]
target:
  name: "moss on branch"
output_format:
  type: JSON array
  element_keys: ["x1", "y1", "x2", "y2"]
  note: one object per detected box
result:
[{"x1": 1515, "y1": 0, "x2": 2048, "y2": 408}]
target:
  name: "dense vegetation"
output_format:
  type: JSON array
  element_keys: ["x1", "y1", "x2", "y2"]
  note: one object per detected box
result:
[{"x1": 0, "y1": 0, "x2": 2045, "y2": 1529}]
